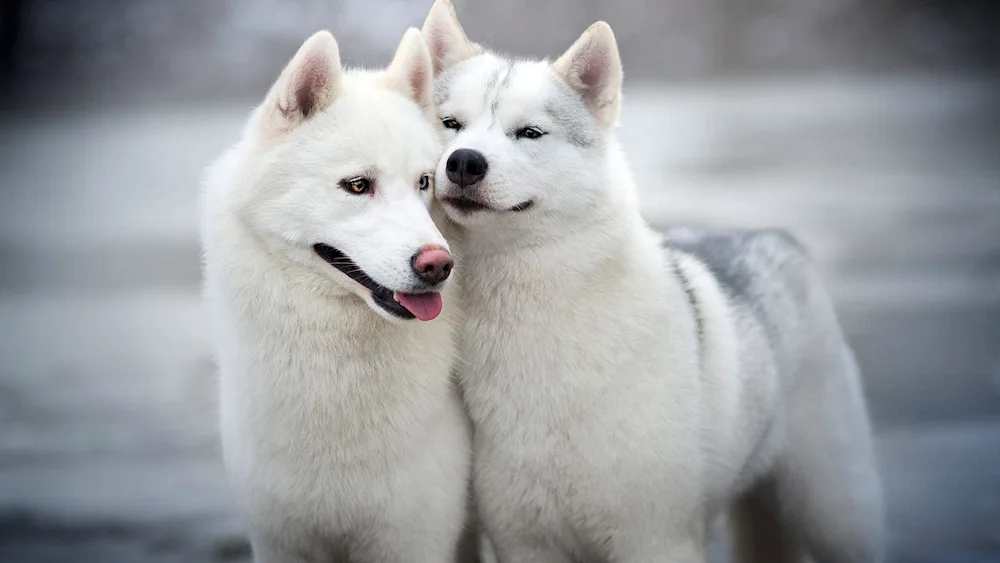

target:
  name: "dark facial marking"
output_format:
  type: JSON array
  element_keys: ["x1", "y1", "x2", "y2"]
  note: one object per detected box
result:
[
  {"x1": 485, "y1": 65, "x2": 503, "y2": 92},
  {"x1": 487, "y1": 60, "x2": 514, "y2": 122},
  {"x1": 499, "y1": 62, "x2": 515, "y2": 89}
]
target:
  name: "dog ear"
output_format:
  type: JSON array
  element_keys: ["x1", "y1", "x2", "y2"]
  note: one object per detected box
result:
[
  {"x1": 552, "y1": 22, "x2": 623, "y2": 130},
  {"x1": 384, "y1": 28, "x2": 434, "y2": 114},
  {"x1": 421, "y1": 0, "x2": 474, "y2": 75},
  {"x1": 259, "y1": 30, "x2": 342, "y2": 138}
]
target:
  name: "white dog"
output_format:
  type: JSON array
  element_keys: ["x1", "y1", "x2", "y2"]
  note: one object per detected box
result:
[
  {"x1": 421, "y1": 1, "x2": 885, "y2": 562},
  {"x1": 201, "y1": 27, "x2": 475, "y2": 563}
]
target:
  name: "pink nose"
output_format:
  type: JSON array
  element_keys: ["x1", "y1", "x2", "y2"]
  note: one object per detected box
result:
[{"x1": 411, "y1": 245, "x2": 453, "y2": 284}]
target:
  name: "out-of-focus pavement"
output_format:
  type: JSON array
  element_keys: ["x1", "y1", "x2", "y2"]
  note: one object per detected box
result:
[{"x1": 1, "y1": 75, "x2": 999, "y2": 562}]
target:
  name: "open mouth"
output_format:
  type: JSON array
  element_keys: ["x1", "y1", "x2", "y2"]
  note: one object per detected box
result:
[
  {"x1": 442, "y1": 196, "x2": 534, "y2": 214},
  {"x1": 313, "y1": 243, "x2": 443, "y2": 321}
]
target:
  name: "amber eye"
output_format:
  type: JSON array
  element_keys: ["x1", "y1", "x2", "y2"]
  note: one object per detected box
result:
[
  {"x1": 442, "y1": 117, "x2": 462, "y2": 130},
  {"x1": 341, "y1": 177, "x2": 370, "y2": 195},
  {"x1": 516, "y1": 126, "x2": 544, "y2": 140},
  {"x1": 418, "y1": 173, "x2": 433, "y2": 191}
]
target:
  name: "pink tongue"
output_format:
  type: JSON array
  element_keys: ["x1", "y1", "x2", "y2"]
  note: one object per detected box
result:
[{"x1": 396, "y1": 292, "x2": 443, "y2": 321}]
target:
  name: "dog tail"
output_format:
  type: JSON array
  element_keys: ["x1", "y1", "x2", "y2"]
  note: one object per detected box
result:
[{"x1": 728, "y1": 488, "x2": 802, "y2": 563}]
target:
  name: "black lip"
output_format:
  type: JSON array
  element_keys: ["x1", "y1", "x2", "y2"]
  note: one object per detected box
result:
[
  {"x1": 442, "y1": 196, "x2": 490, "y2": 213},
  {"x1": 313, "y1": 243, "x2": 415, "y2": 319},
  {"x1": 442, "y1": 196, "x2": 534, "y2": 213}
]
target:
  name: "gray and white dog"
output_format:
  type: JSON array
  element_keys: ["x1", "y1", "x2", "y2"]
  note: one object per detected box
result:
[{"x1": 421, "y1": 1, "x2": 885, "y2": 562}]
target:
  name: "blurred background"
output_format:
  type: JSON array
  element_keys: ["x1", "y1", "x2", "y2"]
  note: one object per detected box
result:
[{"x1": 0, "y1": 0, "x2": 998, "y2": 561}]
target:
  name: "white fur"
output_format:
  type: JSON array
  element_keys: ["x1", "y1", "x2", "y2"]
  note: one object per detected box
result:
[
  {"x1": 423, "y1": 2, "x2": 885, "y2": 562},
  {"x1": 201, "y1": 28, "x2": 474, "y2": 562}
]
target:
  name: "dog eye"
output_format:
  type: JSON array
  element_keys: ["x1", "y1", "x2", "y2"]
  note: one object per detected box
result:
[
  {"x1": 340, "y1": 177, "x2": 370, "y2": 195},
  {"x1": 418, "y1": 173, "x2": 433, "y2": 191},
  {"x1": 515, "y1": 126, "x2": 545, "y2": 140},
  {"x1": 441, "y1": 117, "x2": 462, "y2": 130}
]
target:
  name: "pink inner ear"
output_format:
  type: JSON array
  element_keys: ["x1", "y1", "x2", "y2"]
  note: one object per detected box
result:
[
  {"x1": 409, "y1": 61, "x2": 431, "y2": 104},
  {"x1": 290, "y1": 56, "x2": 332, "y2": 119},
  {"x1": 576, "y1": 43, "x2": 607, "y2": 91},
  {"x1": 427, "y1": 29, "x2": 454, "y2": 73}
]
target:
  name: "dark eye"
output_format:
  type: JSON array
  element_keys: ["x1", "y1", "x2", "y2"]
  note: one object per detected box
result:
[
  {"x1": 441, "y1": 117, "x2": 462, "y2": 130},
  {"x1": 418, "y1": 173, "x2": 433, "y2": 191},
  {"x1": 516, "y1": 126, "x2": 545, "y2": 140},
  {"x1": 340, "y1": 177, "x2": 370, "y2": 195}
]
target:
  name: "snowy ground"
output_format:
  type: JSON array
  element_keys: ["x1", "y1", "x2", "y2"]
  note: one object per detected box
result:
[{"x1": 1, "y1": 75, "x2": 999, "y2": 562}]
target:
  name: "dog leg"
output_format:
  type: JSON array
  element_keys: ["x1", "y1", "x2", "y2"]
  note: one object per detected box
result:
[
  {"x1": 493, "y1": 546, "x2": 573, "y2": 563},
  {"x1": 729, "y1": 478, "x2": 804, "y2": 563},
  {"x1": 609, "y1": 524, "x2": 709, "y2": 563},
  {"x1": 246, "y1": 530, "x2": 334, "y2": 563},
  {"x1": 772, "y1": 348, "x2": 885, "y2": 563}
]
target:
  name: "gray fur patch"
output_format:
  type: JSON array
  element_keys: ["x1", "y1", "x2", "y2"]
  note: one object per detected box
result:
[
  {"x1": 545, "y1": 83, "x2": 598, "y2": 148},
  {"x1": 433, "y1": 73, "x2": 453, "y2": 107},
  {"x1": 662, "y1": 227, "x2": 807, "y2": 348},
  {"x1": 667, "y1": 232, "x2": 757, "y2": 303},
  {"x1": 499, "y1": 62, "x2": 515, "y2": 89},
  {"x1": 485, "y1": 66, "x2": 503, "y2": 90},
  {"x1": 483, "y1": 64, "x2": 505, "y2": 108},
  {"x1": 488, "y1": 61, "x2": 514, "y2": 123}
]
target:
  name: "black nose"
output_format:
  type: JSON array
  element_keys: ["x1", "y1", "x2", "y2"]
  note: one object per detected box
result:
[{"x1": 445, "y1": 149, "x2": 488, "y2": 188}]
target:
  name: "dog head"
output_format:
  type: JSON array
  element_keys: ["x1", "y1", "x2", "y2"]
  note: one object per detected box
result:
[
  {"x1": 229, "y1": 29, "x2": 451, "y2": 322},
  {"x1": 422, "y1": 0, "x2": 624, "y2": 238}
]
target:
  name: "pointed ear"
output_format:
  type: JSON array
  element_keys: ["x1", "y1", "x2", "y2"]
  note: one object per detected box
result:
[
  {"x1": 421, "y1": 0, "x2": 474, "y2": 75},
  {"x1": 259, "y1": 30, "x2": 342, "y2": 137},
  {"x1": 384, "y1": 28, "x2": 434, "y2": 113},
  {"x1": 552, "y1": 22, "x2": 623, "y2": 129}
]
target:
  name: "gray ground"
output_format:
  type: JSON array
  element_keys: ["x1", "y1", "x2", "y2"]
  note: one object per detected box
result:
[{"x1": 0, "y1": 75, "x2": 999, "y2": 562}]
